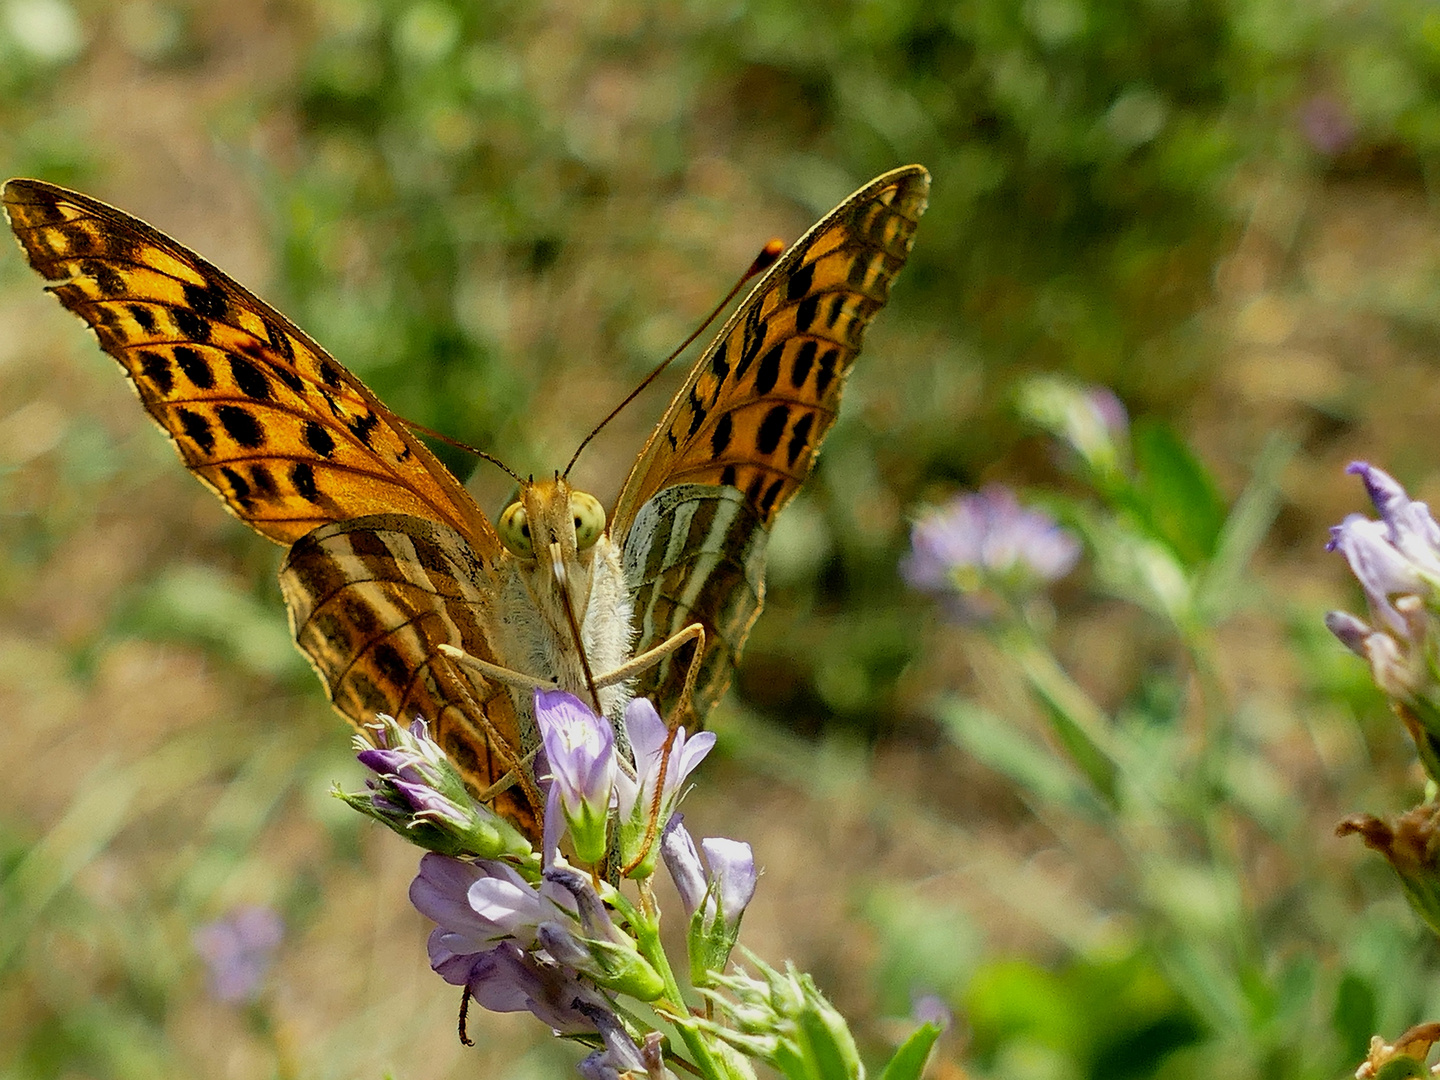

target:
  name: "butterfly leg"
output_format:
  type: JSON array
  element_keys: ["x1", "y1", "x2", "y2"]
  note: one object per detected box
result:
[
  {"x1": 438, "y1": 642, "x2": 560, "y2": 693},
  {"x1": 596, "y1": 621, "x2": 705, "y2": 727},
  {"x1": 434, "y1": 644, "x2": 551, "y2": 819}
]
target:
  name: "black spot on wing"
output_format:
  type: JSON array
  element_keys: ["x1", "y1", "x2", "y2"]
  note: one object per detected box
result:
[
  {"x1": 319, "y1": 359, "x2": 344, "y2": 388},
  {"x1": 174, "y1": 345, "x2": 214, "y2": 390},
  {"x1": 229, "y1": 354, "x2": 272, "y2": 400},
  {"x1": 786, "y1": 412, "x2": 814, "y2": 467},
  {"x1": 128, "y1": 304, "x2": 157, "y2": 334},
  {"x1": 216, "y1": 404, "x2": 265, "y2": 449},
  {"x1": 348, "y1": 410, "x2": 379, "y2": 447},
  {"x1": 687, "y1": 386, "x2": 707, "y2": 438},
  {"x1": 720, "y1": 464, "x2": 738, "y2": 487},
  {"x1": 172, "y1": 307, "x2": 212, "y2": 343},
  {"x1": 710, "y1": 338, "x2": 731, "y2": 383},
  {"x1": 814, "y1": 348, "x2": 839, "y2": 398},
  {"x1": 757, "y1": 405, "x2": 789, "y2": 455},
  {"x1": 250, "y1": 463, "x2": 278, "y2": 496},
  {"x1": 182, "y1": 282, "x2": 230, "y2": 323},
  {"x1": 263, "y1": 317, "x2": 294, "y2": 361},
  {"x1": 290, "y1": 461, "x2": 320, "y2": 502},
  {"x1": 220, "y1": 465, "x2": 252, "y2": 508},
  {"x1": 175, "y1": 407, "x2": 215, "y2": 455},
  {"x1": 711, "y1": 413, "x2": 733, "y2": 457},
  {"x1": 785, "y1": 260, "x2": 815, "y2": 301},
  {"x1": 736, "y1": 318, "x2": 767, "y2": 381},
  {"x1": 81, "y1": 259, "x2": 125, "y2": 296},
  {"x1": 795, "y1": 294, "x2": 819, "y2": 335},
  {"x1": 371, "y1": 642, "x2": 412, "y2": 694},
  {"x1": 137, "y1": 350, "x2": 173, "y2": 396},
  {"x1": 269, "y1": 359, "x2": 306, "y2": 396},
  {"x1": 790, "y1": 340, "x2": 816, "y2": 389},
  {"x1": 754, "y1": 345, "x2": 782, "y2": 395},
  {"x1": 303, "y1": 420, "x2": 337, "y2": 458},
  {"x1": 759, "y1": 477, "x2": 785, "y2": 516}
]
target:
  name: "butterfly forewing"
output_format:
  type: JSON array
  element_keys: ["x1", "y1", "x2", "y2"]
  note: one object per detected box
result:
[
  {"x1": 612, "y1": 166, "x2": 930, "y2": 536},
  {"x1": 2, "y1": 179, "x2": 496, "y2": 550},
  {"x1": 615, "y1": 165, "x2": 929, "y2": 721}
]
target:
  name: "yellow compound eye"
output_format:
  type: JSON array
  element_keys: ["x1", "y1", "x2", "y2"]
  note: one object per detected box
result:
[
  {"x1": 570, "y1": 491, "x2": 606, "y2": 550},
  {"x1": 498, "y1": 502, "x2": 534, "y2": 558}
]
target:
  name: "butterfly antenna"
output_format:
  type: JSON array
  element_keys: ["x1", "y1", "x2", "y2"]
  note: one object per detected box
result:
[
  {"x1": 562, "y1": 237, "x2": 787, "y2": 479},
  {"x1": 400, "y1": 417, "x2": 523, "y2": 483}
]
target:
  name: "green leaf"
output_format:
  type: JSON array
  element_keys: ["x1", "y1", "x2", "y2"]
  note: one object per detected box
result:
[
  {"x1": 876, "y1": 1023, "x2": 943, "y2": 1080},
  {"x1": 1131, "y1": 418, "x2": 1227, "y2": 566},
  {"x1": 937, "y1": 699, "x2": 1102, "y2": 815},
  {"x1": 796, "y1": 1000, "x2": 863, "y2": 1080}
]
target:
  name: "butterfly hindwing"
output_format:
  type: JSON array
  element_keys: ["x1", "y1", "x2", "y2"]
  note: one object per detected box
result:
[
  {"x1": 2, "y1": 179, "x2": 495, "y2": 551},
  {"x1": 280, "y1": 513, "x2": 543, "y2": 835},
  {"x1": 615, "y1": 166, "x2": 929, "y2": 721},
  {"x1": 620, "y1": 485, "x2": 768, "y2": 722}
]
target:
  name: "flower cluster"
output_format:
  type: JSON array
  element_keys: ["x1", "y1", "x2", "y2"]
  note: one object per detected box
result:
[
  {"x1": 902, "y1": 486, "x2": 1080, "y2": 618},
  {"x1": 192, "y1": 904, "x2": 283, "y2": 1003},
  {"x1": 339, "y1": 690, "x2": 802, "y2": 1079},
  {"x1": 1329, "y1": 462, "x2": 1440, "y2": 942},
  {"x1": 1327, "y1": 462, "x2": 1440, "y2": 777}
]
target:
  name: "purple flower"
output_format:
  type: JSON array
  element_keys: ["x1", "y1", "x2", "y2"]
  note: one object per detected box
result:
[
  {"x1": 458, "y1": 940, "x2": 618, "y2": 1035},
  {"x1": 614, "y1": 699, "x2": 716, "y2": 878},
  {"x1": 1299, "y1": 93, "x2": 1356, "y2": 156},
  {"x1": 535, "y1": 689, "x2": 616, "y2": 865},
  {"x1": 411, "y1": 853, "x2": 556, "y2": 980},
  {"x1": 902, "y1": 487, "x2": 1080, "y2": 615},
  {"x1": 541, "y1": 866, "x2": 665, "y2": 1000},
  {"x1": 578, "y1": 1010, "x2": 678, "y2": 1080},
  {"x1": 1328, "y1": 463, "x2": 1440, "y2": 765},
  {"x1": 661, "y1": 818, "x2": 756, "y2": 981},
  {"x1": 409, "y1": 854, "x2": 627, "y2": 1033},
  {"x1": 1329, "y1": 463, "x2": 1440, "y2": 633},
  {"x1": 193, "y1": 905, "x2": 283, "y2": 1003}
]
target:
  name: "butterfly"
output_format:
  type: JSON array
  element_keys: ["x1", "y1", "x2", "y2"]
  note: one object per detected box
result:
[{"x1": 4, "y1": 166, "x2": 929, "y2": 841}]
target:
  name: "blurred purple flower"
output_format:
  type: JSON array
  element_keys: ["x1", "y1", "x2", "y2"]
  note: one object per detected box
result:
[
  {"x1": 911, "y1": 992, "x2": 954, "y2": 1031},
  {"x1": 1299, "y1": 93, "x2": 1356, "y2": 156},
  {"x1": 902, "y1": 487, "x2": 1080, "y2": 612},
  {"x1": 1084, "y1": 387, "x2": 1129, "y2": 440},
  {"x1": 193, "y1": 905, "x2": 283, "y2": 1003}
]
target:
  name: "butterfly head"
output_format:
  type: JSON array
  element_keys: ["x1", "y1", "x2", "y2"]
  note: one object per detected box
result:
[{"x1": 497, "y1": 476, "x2": 607, "y2": 565}]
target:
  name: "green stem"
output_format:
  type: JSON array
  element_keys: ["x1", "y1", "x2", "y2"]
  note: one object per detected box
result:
[{"x1": 625, "y1": 878, "x2": 731, "y2": 1080}]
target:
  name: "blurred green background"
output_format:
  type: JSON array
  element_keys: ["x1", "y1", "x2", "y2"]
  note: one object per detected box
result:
[{"x1": 3, "y1": 0, "x2": 1440, "y2": 1077}]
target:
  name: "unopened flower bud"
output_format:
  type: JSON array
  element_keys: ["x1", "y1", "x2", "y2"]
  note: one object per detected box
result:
[{"x1": 338, "y1": 715, "x2": 532, "y2": 859}]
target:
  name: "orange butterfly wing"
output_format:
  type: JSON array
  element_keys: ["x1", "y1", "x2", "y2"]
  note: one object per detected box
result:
[
  {"x1": 3, "y1": 178, "x2": 543, "y2": 834},
  {"x1": 614, "y1": 166, "x2": 930, "y2": 721},
  {"x1": 2, "y1": 179, "x2": 498, "y2": 554}
]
